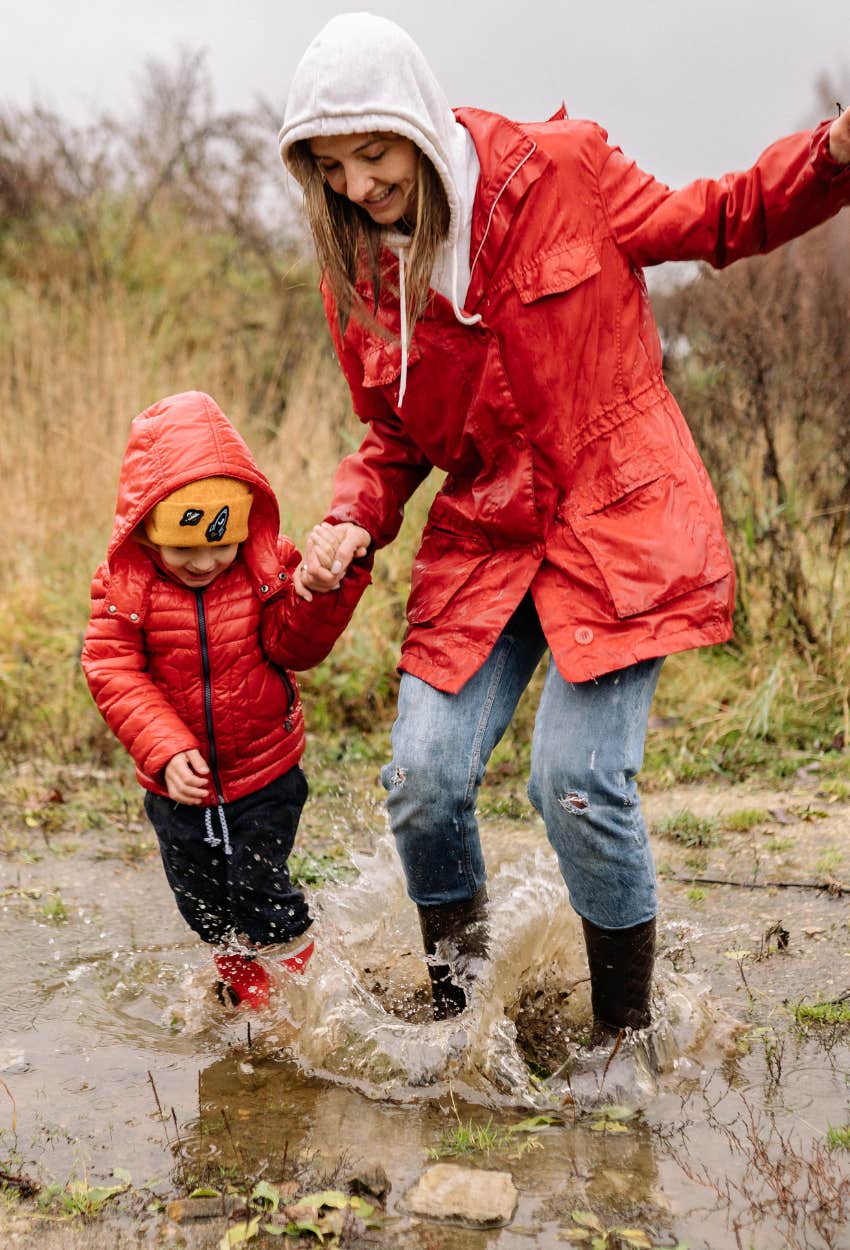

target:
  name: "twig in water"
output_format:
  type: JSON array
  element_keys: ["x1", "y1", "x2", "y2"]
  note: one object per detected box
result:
[
  {"x1": 171, "y1": 1107, "x2": 190, "y2": 1193},
  {"x1": 222, "y1": 1107, "x2": 247, "y2": 1177},
  {"x1": 147, "y1": 1070, "x2": 171, "y2": 1149},
  {"x1": 668, "y1": 874, "x2": 845, "y2": 896},
  {"x1": 0, "y1": 1077, "x2": 17, "y2": 1135}
]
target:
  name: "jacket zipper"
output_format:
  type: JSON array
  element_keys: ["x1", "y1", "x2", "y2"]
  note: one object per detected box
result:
[
  {"x1": 195, "y1": 590, "x2": 232, "y2": 855},
  {"x1": 279, "y1": 668, "x2": 296, "y2": 733}
]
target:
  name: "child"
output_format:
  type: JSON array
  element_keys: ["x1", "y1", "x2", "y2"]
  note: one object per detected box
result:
[{"x1": 82, "y1": 390, "x2": 369, "y2": 1009}]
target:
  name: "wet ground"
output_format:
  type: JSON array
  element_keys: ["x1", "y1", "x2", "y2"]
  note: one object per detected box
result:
[{"x1": 0, "y1": 754, "x2": 849, "y2": 1249}]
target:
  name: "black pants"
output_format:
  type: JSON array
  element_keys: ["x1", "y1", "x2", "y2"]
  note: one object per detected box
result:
[{"x1": 144, "y1": 768, "x2": 311, "y2": 947}]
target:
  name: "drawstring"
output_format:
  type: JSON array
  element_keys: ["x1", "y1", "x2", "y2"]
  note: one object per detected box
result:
[
  {"x1": 398, "y1": 241, "x2": 409, "y2": 408},
  {"x1": 469, "y1": 143, "x2": 537, "y2": 281},
  {"x1": 393, "y1": 144, "x2": 537, "y2": 408},
  {"x1": 448, "y1": 247, "x2": 481, "y2": 328},
  {"x1": 203, "y1": 801, "x2": 232, "y2": 857},
  {"x1": 396, "y1": 237, "x2": 480, "y2": 411},
  {"x1": 203, "y1": 807, "x2": 219, "y2": 848}
]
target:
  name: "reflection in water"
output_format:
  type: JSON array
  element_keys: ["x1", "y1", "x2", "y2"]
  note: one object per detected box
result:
[{"x1": 9, "y1": 817, "x2": 850, "y2": 1250}]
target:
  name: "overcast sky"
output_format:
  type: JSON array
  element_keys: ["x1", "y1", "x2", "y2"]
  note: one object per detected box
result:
[{"x1": 2, "y1": 0, "x2": 847, "y2": 188}]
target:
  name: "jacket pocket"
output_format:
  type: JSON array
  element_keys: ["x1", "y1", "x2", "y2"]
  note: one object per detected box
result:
[
  {"x1": 511, "y1": 239, "x2": 601, "y2": 303},
  {"x1": 406, "y1": 524, "x2": 488, "y2": 625},
  {"x1": 360, "y1": 335, "x2": 422, "y2": 387},
  {"x1": 569, "y1": 469, "x2": 733, "y2": 619}
]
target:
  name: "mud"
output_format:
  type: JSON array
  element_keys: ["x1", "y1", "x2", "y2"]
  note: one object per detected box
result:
[{"x1": 1, "y1": 757, "x2": 849, "y2": 1249}]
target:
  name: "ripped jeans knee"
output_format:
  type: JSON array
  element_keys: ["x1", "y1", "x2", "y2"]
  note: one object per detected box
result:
[
  {"x1": 528, "y1": 765, "x2": 656, "y2": 927},
  {"x1": 559, "y1": 788, "x2": 590, "y2": 815},
  {"x1": 384, "y1": 764, "x2": 408, "y2": 790}
]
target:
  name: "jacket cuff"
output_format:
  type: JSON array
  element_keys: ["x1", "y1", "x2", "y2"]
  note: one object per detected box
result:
[
  {"x1": 811, "y1": 118, "x2": 850, "y2": 181},
  {"x1": 144, "y1": 739, "x2": 200, "y2": 787},
  {"x1": 324, "y1": 510, "x2": 380, "y2": 555}
]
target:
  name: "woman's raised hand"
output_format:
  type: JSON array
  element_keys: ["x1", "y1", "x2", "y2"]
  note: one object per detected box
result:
[
  {"x1": 294, "y1": 521, "x2": 371, "y2": 600},
  {"x1": 829, "y1": 106, "x2": 850, "y2": 165}
]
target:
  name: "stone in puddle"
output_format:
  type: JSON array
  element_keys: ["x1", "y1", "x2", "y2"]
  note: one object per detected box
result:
[
  {"x1": 166, "y1": 1195, "x2": 247, "y2": 1221},
  {"x1": 403, "y1": 1163, "x2": 517, "y2": 1226}
]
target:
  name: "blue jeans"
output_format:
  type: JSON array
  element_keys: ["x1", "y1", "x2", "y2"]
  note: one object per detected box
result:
[{"x1": 381, "y1": 602, "x2": 663, "y2": 930}]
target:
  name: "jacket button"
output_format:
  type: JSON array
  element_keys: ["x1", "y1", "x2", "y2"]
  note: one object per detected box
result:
[
  {"x1": 512, "y1": 432, "x2": 525, "y2": 448},
  {"x1": 278, "y1": 571, "x2": 288, "y2": 581},
  {"x1": 260, "y1": 584, "x2": 269, "y2": 593},
  {"x1": 532, "y1": 544, "x2": 543, "y2": 559},
  {"x1": 129, "y1": 612, "x2": 139, "y2": 622},
  {"x1": 574, "y1": 626, "x2": 594, "y2": 645},
  {"x1": 108, "y1": 604, "x2": 117, "y2": 614}
]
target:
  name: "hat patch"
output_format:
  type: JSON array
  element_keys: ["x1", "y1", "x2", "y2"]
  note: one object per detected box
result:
[
  {"x1": 205, "y1": 507, "x2": 230, "y2": 543},
  {"x1": 179, "y1": 509, "x2": 204, "y2": 527}
]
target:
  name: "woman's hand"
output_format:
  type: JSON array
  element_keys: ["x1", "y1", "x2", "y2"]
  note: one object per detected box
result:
[
  {"x1": 829, "y1": 106, "x2": 850, "y2": 164},
  {"x1": 295, "y1": 522, "x2": 371, "y2": 600},
  {"x1": 165, "y1": 749, "x2": 211, "y2": 804}
]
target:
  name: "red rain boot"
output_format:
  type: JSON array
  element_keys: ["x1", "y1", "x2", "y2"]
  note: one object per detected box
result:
[
  {"x1": 214, "y1": 952, "x2": 271, "y2": 1010},
  {"x1": 280, "y1": 934, "x2": 314, "y2": 975}
]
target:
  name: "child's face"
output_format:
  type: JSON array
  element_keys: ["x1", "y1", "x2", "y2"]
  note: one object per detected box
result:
[{"x1": 158, "y1": 543, "x2": 239, "y2": 588}]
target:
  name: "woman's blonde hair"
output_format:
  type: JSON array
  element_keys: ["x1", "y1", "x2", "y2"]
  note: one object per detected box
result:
[{"x1": 291, "y1": 139, "x2": 450, "y2": 341}]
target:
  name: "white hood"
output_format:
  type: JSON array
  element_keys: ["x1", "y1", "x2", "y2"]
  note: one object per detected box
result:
[{"x1": 279, "y1": 12, "x2": 481, "y2": 402}]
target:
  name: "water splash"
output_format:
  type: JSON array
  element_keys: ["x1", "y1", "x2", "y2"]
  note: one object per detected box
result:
[{"x1": 172, "y1": 836, "x2": 740, "y2": 1109}]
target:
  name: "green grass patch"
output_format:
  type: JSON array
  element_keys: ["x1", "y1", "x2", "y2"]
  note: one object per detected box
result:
[
  {"x1": 765, "y1": 836, "x2": 794, "y2": 852},
  {"x1": 814, "y1": 849, "x2": 844, "y2": 877},
  {"x1": 288, "y1": 847, "x2": 359, "y2": 888},
  {"x1": 428, "y1": 1111, "x2": 555, "y2": 1161},
  {"x1": 653, "y1": 810, "x2": 719, "y2": 848},
  {"x1": 39, "y1": 892, "x2": 68, "y2": 922},
  {"x1": 791, "y1": 998, "x2": 850, "y2": 1027},
  {"x1": 723, "y1": 807, "x2": 771, "y2": 832},
  {"x1": 827, "y1": 1124, "x2": 850, "y2": 1150}
]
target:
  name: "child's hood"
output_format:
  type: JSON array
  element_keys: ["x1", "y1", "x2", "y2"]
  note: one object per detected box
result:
[{"x1": 107, "y1": 391, "x2": 280, "y2": 576}]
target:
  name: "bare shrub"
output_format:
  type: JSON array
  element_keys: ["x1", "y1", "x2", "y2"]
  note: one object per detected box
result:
[{"x1": 657, "y1": 212, "x2": 850, "y2": 662}]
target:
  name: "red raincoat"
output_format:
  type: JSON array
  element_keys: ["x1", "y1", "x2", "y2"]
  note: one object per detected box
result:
[
  {"x1": 82, "y1": 391, "x2": 369, "y2": 800},
  {"x1": 324, "y1": 110, "x2": 850, "y2": 693}
]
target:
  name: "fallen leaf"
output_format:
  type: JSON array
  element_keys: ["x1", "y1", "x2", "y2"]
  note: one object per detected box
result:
[
  {"x1": 219, "y1": 1216, "x2": 261, "y2": 1249},
  {"x1": 571, "y1": 1210, "x2": 604, "y2": 1232},
  {"x1": 617, "y1": 1231, "x2": 653, "y2": 1249}
]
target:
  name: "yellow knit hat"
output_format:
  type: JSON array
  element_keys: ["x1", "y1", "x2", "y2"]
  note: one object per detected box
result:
[{"x1": 144, "y1": 477, "x2": 254, "y2": 547}]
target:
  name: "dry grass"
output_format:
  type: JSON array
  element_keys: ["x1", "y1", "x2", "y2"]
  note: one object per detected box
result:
[{"x1": 1, "y1": 78, "x2": 850, "y2": 776}]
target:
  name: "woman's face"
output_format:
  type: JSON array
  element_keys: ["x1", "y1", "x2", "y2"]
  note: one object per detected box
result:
[{"x1": 309, "y1": 132, "x2": 418, "y2": 225}]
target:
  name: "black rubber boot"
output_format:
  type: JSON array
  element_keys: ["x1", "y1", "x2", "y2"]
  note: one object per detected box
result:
[
  {"x1": 581, "y1": 916, "x2": 656, "y2": 1045},
  {"x1": 417, "y1": 886, "x2": 489, "y2": 1020}
]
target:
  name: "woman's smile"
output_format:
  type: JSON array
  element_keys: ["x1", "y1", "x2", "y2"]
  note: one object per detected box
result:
[{"x1": 309, "y1": 132, "x2": 418, "y2": 223}]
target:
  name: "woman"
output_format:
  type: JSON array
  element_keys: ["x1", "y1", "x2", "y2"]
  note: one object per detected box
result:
[{"x1": 280, "y1": 13, "x2": 850, "y2": 1036}]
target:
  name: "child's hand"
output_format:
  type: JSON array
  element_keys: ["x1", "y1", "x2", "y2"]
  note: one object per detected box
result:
[
  {"x1": 311, "y1": 521, "x2": 345, "y2": 571},
  {"x1": 296, "y1": 522, "x2": 370, "y2": 600},
  {"x1": 165, "y1": 749, "x2": 211, "y2": 804}
]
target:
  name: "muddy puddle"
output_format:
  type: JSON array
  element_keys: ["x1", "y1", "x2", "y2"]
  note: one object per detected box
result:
[{"x1": 1, "y1": 762, "x2": 849, "y2": 1248}]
